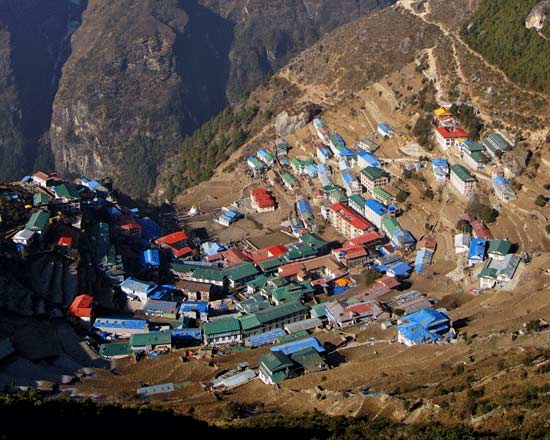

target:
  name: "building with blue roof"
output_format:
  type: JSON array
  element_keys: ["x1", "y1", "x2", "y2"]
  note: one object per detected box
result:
[
  {"x1": 467, "y1": 237, "x2": 487, "y2": 265},
  {"x1": 357, "y1": 151, "x2": 381, "y2": 169},
  {"x1": 93, "y1": 318, "x2": 148, "y2": 338},
  {"x1": 142, "y1": 249, "x2": 160, "y2": 268},
  {"x1": 270, "y1": 336, "x2": 325, "y2": 356},
  {"x1": 431, "y1": 158, "x2": 449, "y2": 181},
  {"x1": 387, "y1": 261, "x2": 412, "y2": 279},
  {"x1": 120, "y1": 277, "x2": 157, "y2": 303},
  {"x1": 246, "y1": 328, "x2": 287, "y2": 348},
  {"x1": 171, "y1": 328, "x2": 202, "y2": 344},
  {"x1": 317, "y1": 146, "x2": 331, "y2": 164},
  {"x1": 201, "y1": 241, "x2": 227, "y2": 256},
  {"x1": 493, "y1": 175, "x2": 516, "y2": 203},
  {"x1": 215, "y1": 209, "x2": 243, "y2": 227},
  {"x1": 414, "y1": 248, "x2": 434, "y2": 273},
  {"x1": 364, "y1": 198, "x2": 391, "y2": 229},
  {"x1": 396, "y1": 308, "x2": 451, "y2": 347},
  {"x1": 138, "y1": 217, "x2": 161, "y2": 241},
  {"x1": 377, "y1": 123, "x2": 394, "y2": 137}
]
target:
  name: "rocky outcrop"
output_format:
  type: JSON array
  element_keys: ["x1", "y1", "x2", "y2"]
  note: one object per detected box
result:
[{"x1": 526, "y1": 1, "x2": 550, "y2": 31}]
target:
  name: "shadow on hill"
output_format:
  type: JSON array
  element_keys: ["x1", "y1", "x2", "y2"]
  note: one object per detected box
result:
[{"x1": 175, "y1": 0, "x2": 234, "y2": 135}]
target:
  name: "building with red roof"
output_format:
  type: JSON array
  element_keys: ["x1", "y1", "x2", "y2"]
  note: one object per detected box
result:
[
  {"x1": 155, "y1": 231, "x2": 193, "y2": 259},
  {"x1": 332, "y1": 246, "x2": 369, "y2": 268},
  {"x1": 251, "y1": 244, "x2": 288, "y2": 264},
  {"x1": 68, "y1": 294, "x2": 93, "y2": 321},
  {"x1": 119, "y1": 214, "x2": 142, "y2": 238},
  {"x1": 344, "y1": 231, "x2": 384, "y2": 250},
  {"x1": 222, "y1": 248, "x2": 252, "y2": 266},
  {"x1": 329, "y1": 203, "x2": 374, "y2": 239},
  {"x1": 471, "y1": 220, "x2": 493, "y2": 240},
  {"x1": 251, "y1": 188, "x2": 276, "y2": 212},
  {"x1": 57, "y1": 236, "x2": 73, "y2": 248},
  {"x1": 32, "y1": 171, "x2": 63, "y2": 188},
  {"x1": 435, "y1": 126, "x2": 468, "y2": 150}
]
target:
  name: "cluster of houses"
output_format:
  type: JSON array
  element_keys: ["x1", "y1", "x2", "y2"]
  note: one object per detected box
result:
[
  {"x1": 431, "y1": 107, "x2": 516, "y2": 202},
  {"x1": 454, "y1": 214, "x2": 521, "y2": 289}
]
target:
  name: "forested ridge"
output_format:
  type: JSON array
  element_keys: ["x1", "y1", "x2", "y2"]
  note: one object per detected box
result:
[{"x1": 463, "y1": 0, "x2": 550, "y2": 93}]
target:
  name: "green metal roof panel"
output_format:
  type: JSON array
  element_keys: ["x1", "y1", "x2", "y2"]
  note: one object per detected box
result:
[
  {"x1": 290, "y1": 347, "x2": 324, "y2": 370},
  {"x1": 311, "y1": 303, "x2": 328, "y2": 318},
  {"x1": 129, "y1": 332, "x2": 171, "y2": 346},
  {"x1": 33, "y1": 193, "x2": 49, "y2": 207},
  {"x1": 258, "y1": 257, "x2": 284, "y2": 272},
  {"x1": 239, "y1": 314, "x2": 262, "y2": 331},
  {"x1": 382, "y1": 217, "x2": 401, "y2": 235},
  {"x1": 299, "y1": 233, "x2": 329, "y2": 249},
  {"x1": 450, "y1": 164, "x2": 476, "y2": 182},
  {"x1": 192, "y1": 267, "x2": 226, "y2": 282},
  {"x1": 25, "y1": 210, "x2": 50, "y2": 232},
  {"x1": 99, "y1": 342, "x2": 132, "y2": 357},
  {"x1": 224, "y1": 262, "x2": 260, "y2": 281},
  {"x1": 204, "y1": 317, "x2": 241, "y2": 336},
  {"x1": 255, "y1": 301, "x2": 307, "y2": 325},
  {"x1": 348, "y1": 194, "x2": 365, "y2": 207},
  {"x1": 373, "y1": 187, "x2": 394, "y2": 201},
  {"x1": 361, "y1": 166, "x2": 389, "y2": 181},
  {"x1": 282, "y1": 172, "x2": 297, "y2": 185},
  {"x1": 488, "y1": 239, "x2": 511, "y2": 256},
  {"x1": 260, "y1": 351, "x2": 294, "y2": 373}
]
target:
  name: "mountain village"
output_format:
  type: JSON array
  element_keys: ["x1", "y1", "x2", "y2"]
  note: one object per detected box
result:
[{"x1": 0, "y1": 98, "x2": 537, "y2": 398}]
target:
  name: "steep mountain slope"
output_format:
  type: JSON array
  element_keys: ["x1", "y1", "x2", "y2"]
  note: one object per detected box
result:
[
  {"x1": 0, "y1": 0, "x2": 85, "y2": 180},
  {"x1": 49, "y1": 0, "x2": 393, "y2": 198},
  {"x1": 160, "y1": 0, "x2": 550, "y2": 200}
]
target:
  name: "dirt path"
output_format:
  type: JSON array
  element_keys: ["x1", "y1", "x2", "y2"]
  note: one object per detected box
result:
[{"x1": 398, "y1": 0, "x2": 550, "y2": 102}]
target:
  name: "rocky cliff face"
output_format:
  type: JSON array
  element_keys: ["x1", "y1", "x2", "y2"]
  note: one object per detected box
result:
[
  {"x1": 0, "y1": 0, "x2": 85, "y2": 180},
  {"x1": 49, "y1": 0, "x2": 394, "y2": 198},
  {"x1": 526, "y1": 1, "x2": 550, "y2": 31}
]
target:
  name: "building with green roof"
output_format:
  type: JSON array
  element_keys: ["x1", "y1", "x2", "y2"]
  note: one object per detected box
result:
[
  {"x1": 203, "y1": 317, "x2": 242, "y2": 345},
  {"x1": 281, "y1": 172, "x2": 298, "y2": 192},
  {"x1": 258, "y1": 257, "x2": 285, "y2": 273},
  {"x1": 360, "y1": 167, "x2": 390, "y2": 193},
  {"x1": 348, "y1": 194, "x2": 366, "y2": 215},
  {"x1": 299, "y1": 233, "x2": 330, "y2": 255},
  {"x1": 99, "y1": 342, "x2": 132, "y2": 359},
  {"x1": 224, "y1": 262, "x2": 260, "y2": 289},
  {"x1": 33, "y1": 193, "x2": 49, "y2": 208},
  {"x1": 238, "y1": 301, "x2": 308, "y2": 337},
  {"x1": 482, "y1": 133, "x2": 511, "y2": 159},
  {"x1": 258, "y1": 351, "x2": 298, "y2": 384},
  {"x1": 450, "y1": 164, "x2": 477, "y2": 195},
  {"x1": 129, "y1": 332, "x2": 172, "y2": 352},
  {"x1": 373, "y1": 187, "x2": 395, "y2": 204},
  {"x1": 290, "y1": 347, "x2": 327, "y2": 373},
  {"x1": 323, "y1": 184, "x2": 348, "y2": 204},
  {"x1": 488, "y1": 239, "x2": 512, "y2": 260},
  {"x1": 25, "y1": 210, "x2": 50, "y2": 233}
]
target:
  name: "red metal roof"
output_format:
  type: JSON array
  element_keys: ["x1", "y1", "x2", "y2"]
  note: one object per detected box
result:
[
  {"x1": 173, "y1": 246, "x2": 193, "y2": 258},
  {"x1": 223, "y1": 248, "x2": 252, "y2": 265},
  {"x1": 344, "y1": 231, "x2": 383, "y2": 249},
  {"x1": 471, "y1": 220, "x2": 493, "y2": 240},
  {"x1": 57, "y1": 236, "x2": 73, "y2": 247},
  {"x1": 251, "y1": 188, "x2": 276, "y2": 208},
  {"x1": 376, "y1": 275, "x2": 401, "y2": 290},
  {"x1": 436, "y1": 126, "x2": 468, "y2": 139},
  {"x1": 155, "y1": 231, "x2": 189, "y2": 246},
  {"x1": 344, "y1": 302, "x2": 373, "y2": 315},
  {"x1": 330, "y1": 203, "x2": 373, "y2": 231},
  {"x1": 68, "y1": 294, "x2": 93, "y2": 318},
  {"x1": 33, "y1": 171, "x2": 50, "y2": 180}
]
